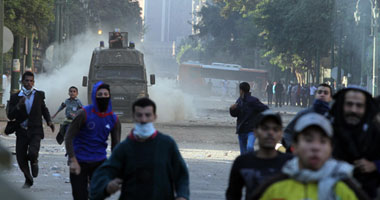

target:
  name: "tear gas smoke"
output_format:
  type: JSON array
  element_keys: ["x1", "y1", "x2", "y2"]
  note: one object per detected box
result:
[
  {"x1": 148, "y1": 78, "x2": 195, "y2": 122},
  {"x1": 36, "y1": 31, "x2": 196, "y2": 122},
  {"x1": 35, "y1": 32, "x2": 106, "y2": 119}
]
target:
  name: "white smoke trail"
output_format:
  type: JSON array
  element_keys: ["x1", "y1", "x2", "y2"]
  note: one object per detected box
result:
[{"x1": 35, "y1": 32, "x2": 107, "y2": 119}]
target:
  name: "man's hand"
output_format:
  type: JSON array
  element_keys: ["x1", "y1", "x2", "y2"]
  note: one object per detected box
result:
[
  {"x1": 48, "y1": 122, "x2": 55, "y2": 132},
  {"x1": 69, "y1": 157, "x2": 81, "y2": 175},
  {"x1": 106, "y1": 178, "x2": 123, "y2": 195},
  {"x1": 230, "y1": 104, "x2": 237, "y2": 110},
  {"x1": 354, "y1": 159, "x2": 377, "y2": 173},
  {"x1": 17, "y1": 97, "x2": 26, "y2": 108}
]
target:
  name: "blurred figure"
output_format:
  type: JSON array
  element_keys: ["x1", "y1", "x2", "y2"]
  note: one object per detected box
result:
[
  {"x1": 283, "y1": 83, "x2": 332, "y2": 151},
  {"x1": 265, "y1": 82, "x2": 273, "y2": 106},
  {"x1": 251, "y1": 113, "x2": 369, "y2": 200},
  {"x1": 230, "y1": 82, "x2": 268, "y2": 154},
  {"x1": 0, "y1": 143, "x2": 30, "y2": 200},
  {"x1": 296, "y1": 83, "x2": 301, "y2": 106},
  {"x1": 90, "y1": 98, "x2": 189, "y2": 200},
  {"x1": 274, "y1": 81, "x2": 284, "y2": 107},
  {"x1": 330, "y1": 86, "x2": 380, "y2": 199},
  {"x1": 309, "y1": 84, "x2": 317, "y2": 107},
  {"x1": 226, "y1": 110, "x2": 292, "y2": 200},
  {"x1": 285, "y1": 83, "x2": 292, "y2": 106},
  {"x1": 109, "y1": 29, "x2": 124, "y2": 48},
  {"x1": 300, "y1": 84, "x2": 309, "y2": 107}
]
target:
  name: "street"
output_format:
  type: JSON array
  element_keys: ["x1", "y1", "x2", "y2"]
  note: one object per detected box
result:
[{"x1": 0, "y1": 100, "x2": 300, "y2": 200}]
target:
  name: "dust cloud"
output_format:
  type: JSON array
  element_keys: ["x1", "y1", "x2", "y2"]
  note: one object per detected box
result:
[
  {"x1": 36, "y1": 31, "x2": 196, "y2": 122},
  {"x1": 35, "y1": 32, "x2": 106, "y2": 119},
  {"x1": 148, "y1": 78, "x2": 196, "y2": 122}
]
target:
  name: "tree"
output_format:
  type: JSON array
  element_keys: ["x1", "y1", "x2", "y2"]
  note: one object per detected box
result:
[{"x1": 4, "y1": 0, "x2": 54, "y2": 43}]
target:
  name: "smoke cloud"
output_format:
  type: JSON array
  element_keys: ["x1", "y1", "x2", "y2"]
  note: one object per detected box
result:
[
  {"x1": 35, "y1": 31, "x2": 106, "y2": 119},
  {"x1": 36, "y1": 31, "x2": 196, "y2": 122}
]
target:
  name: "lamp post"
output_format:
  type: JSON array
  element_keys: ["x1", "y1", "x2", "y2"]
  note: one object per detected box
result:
[{"x1": 369, "y1": 0, "x2": 380, "y2": 95}]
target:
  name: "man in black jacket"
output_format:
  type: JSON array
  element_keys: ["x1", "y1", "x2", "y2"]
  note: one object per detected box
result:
[
  {"x1": 274, "y1": 81, "x2": 284, "y2": 107},
  {"x1": 283, "y1": 83, "x2": 332, "y2": 151},
  {"x1": 7, "y1": 71, "x2": 54, "y2": 188},
  {"x1": 230, "y1": 82, "x2": 268, "y2": 154},
  {"x1": 330, "y1": 86, "x2": 380, "y2": 199}
]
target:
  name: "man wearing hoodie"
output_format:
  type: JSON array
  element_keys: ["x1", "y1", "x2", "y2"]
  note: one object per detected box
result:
[
  {"x1": 283, "y1": 83, "x2": 332, "y2": 151},
  {"x1": 251, "y1": 113, "x2": 369, "y2": 200},
  {"x1": 230, "y1": 82, "x2": 268, "y2": 154},
  {"x1": 330, "y1": 86, "x2": 380, "y2": 199},
  {"x1": 65, "y1": 82, "x2": 121, "y2": 200},
  {"x1": 89, "y1": 98, "x2": 189, "y2": 200}
]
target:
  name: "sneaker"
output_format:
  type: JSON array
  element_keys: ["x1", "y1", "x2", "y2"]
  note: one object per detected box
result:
[
  {"x1": 22, "y1": 180, "x2": 33, "y2": 189},
  {"x1": 31, "y1": 161, "x2": 39, "y2": 178}
]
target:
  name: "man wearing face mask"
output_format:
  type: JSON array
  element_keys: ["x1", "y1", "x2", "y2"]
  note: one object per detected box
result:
[
  {"x1": 90, "y1": 98, "x2": 189, "y2": 200},
  {"x1": 330, "y1": 86, "x2": 380, "y2": 199},
  {"x1": 7, "y1": 71, "x2": 55, "y2": 188},
  {"x1": 65, "y1": 81, "x2": 121, "y2": 200}
]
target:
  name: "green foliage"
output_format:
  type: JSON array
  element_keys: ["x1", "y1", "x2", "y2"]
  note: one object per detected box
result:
[{"x1": 4, "y1": 0, "x2": 55, "y2": 36}]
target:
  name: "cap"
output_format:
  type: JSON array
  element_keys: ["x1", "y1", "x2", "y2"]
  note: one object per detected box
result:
[
  {"x1": 255, "y1": 110, "x2": 282, "y2": 128},
  {"x1": 294, "y1": 113, "x2": 333, "y2": 137}
]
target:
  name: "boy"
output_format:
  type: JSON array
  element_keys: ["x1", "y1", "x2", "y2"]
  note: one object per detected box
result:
[{"x1": 52, "y1": 86, "x2": 83, "y2": 144}]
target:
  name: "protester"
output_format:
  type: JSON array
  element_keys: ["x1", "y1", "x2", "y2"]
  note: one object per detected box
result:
[
  {"x1": 330, "y1": 86, "x2": 380, "y2": 199},
  {"x1": 65, "y1": 81, "x2": 121, "y2": 200},
  {"x1": 283, "y1": 83, "x2": 332, "y2": 150},
  {"x1": 7, "y1": 71, "x2": 54, "y2": 188},
  {"x1": 274, "y1": 81, "x2": 284, "y2": 107},
  {"x1": 309, "y1": 84, "x2": 317, "y2": 107},
  {"x1": 230, "y1": 82, "x2": 268, "y2": 154},
  {"x1": 265, "y1": 82, "x2": 273, "y2": 106},
  {"x1": 226, "y1": 110, "x2": 292, "y2": 200},
  {"x1": 52, "y1": 86, "x2": 83, "y2": 145},
  {"x1": 251, "y1": 113, "x2": 369, "y2": 200},
  {"x1": 90, "y1": 98, "x2": 189, "y2": 200}
]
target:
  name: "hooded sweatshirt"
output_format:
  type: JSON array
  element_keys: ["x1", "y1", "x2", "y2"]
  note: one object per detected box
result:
[
  {"x1": 72, "y1": 81, "x2": 118, "y2": 162},
  {"x1": 330, "y1": 87, "x2": 380, "y2": 198}
]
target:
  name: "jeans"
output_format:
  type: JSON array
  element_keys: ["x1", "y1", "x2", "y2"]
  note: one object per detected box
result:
[{"x1": 238, "y1": 132, "x2": 255, "y2": 154}]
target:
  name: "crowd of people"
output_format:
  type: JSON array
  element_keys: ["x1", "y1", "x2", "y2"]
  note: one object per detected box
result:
[
  {"x1": 3, "y1": 71, "x2": 380, "y2": 200},
  {"x1": 230, "y1": 81, "x2": 380, "y2": 199},
  {"x1": 266, "y1": 81, "x2": 320, "y2": 108}
]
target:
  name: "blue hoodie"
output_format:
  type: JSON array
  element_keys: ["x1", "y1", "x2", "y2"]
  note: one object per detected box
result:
[{"x1": 73, "y1": 81, "x2": 118, "y2": 162}]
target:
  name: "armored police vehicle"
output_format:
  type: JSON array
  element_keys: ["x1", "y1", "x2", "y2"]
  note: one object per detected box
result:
[{"x1": 83, "y1": 32, "x2": 155, "y2": 122}]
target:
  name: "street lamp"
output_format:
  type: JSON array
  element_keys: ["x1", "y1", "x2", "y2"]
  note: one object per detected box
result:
[{"x1": 369, "y1": 0, "x2": 380, "y2": 95}]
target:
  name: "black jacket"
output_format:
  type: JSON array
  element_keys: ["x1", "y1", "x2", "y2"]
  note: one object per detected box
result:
[
  {"x1": 330, "y1": 87, "x2": 380, "y2": 198},
  {"x1": 230, "y1": 93, "x2": 268, "y2": 134},
  {"x1": 8, "y1": 90, "x2": 52, "y2": 138}
]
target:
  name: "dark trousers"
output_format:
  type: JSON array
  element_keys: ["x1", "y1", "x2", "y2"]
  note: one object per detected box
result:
[
  {"x1": 15, "y1": 129, "x2": 42, "y2": 185},
  {"x1": 70, "y1": 160, "x2": 104, "y2": 200},
  {"x1": 275, "y1": 94, "x2": 282, "y2": 107},
  {"x1": 267, "y1": 94, "x2": 273, "y2": 106}
]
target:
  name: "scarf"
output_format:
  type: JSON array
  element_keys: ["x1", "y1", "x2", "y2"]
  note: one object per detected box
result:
[
  {"x1": 313, "y1": 99, "x2": 330, "y2": 115},
  {"x1": 282, "y1": 157, "x2": 353, "y2": 200},
  {"x1": 21, "y1": 86, "x2": 35, "y2": 97}
]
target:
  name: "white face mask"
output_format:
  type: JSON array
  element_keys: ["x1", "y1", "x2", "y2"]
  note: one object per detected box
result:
[{"x1": 133, "y1": 122, "x2": 156, "y2": 139}]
